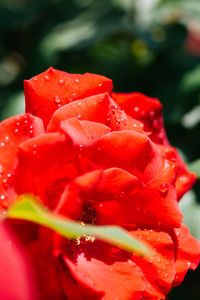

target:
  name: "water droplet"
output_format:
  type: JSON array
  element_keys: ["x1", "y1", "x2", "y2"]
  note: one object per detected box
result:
[
  {"x1": 77, "y1": 113, "x2": 82, "y2": 119},
  {"x1": 5, "y1": 136, "x2": 9, "y2": 142},
  {"x1": 0, "y1": 195, "x2": 8, "y2": 208},
  {"x1": 33, "y1": 77, "x2": 38, "y2": 81},
  {"x1": 111, "y1": 106, "x2": 115, "y2": 114},
  {"x1": 134, "y1": 107, "x2": 139, "y2": 112},
  {"x1": 14, "y1": 128, "x2": 19, "y2": 133},
  {"x1": 29, "y1": 130, "x2": 33, "y2": 137},
  {"x1": 159, "y1": 183, "x2": 169, "y2": 197},
  {"x1": 55, "y1": 96, "x2": 61, "y2": 104},
  {"x1": 75, "y1": 78, "x2": 79, "y2": 83},
  {"x1": 2, "y1": 178, "x2": 8, "y2": 187},
  {"x1": 98, "y1": 83, "x2": 102, "y2": 87},
  {"x1": 24, "y1": 120, "x2": 28, "y2": 124},
  {"x1": 98, "y1": 97, "x2": 104, "y2": 103},
  {"x1": 7, "y1": 173, "x2": 12, "y2": 178},
  {"x1": 164, "y1": 161, "x2": 170, "y2": 169},
  {"x1": 187, "y1": 262, "x2": 191, "y2": 267},
  {"x1": 106, "y1": 113, "x2": 111, "y2": 123},
  {"x1": 44, "y1": 75, "x2": 50, "y2": 81},
  {"x1": 78, "y1": 101, "x2": 82, "y2": 107},
  {"x1": 79, "y1": 144, "x2": 83, "y2": 151},
  {"x1": 59, "y1": 79, "x2": 64, "y2": 85},
  {"x1": 16, "y1": 122, "x2": 20, "y2": 126},
  {"x1": 116, "y1": 122, "x2": 120, "y2": 128},
  {"x1": 0, "y1": 142, "x2": 5, "y2": 147}
]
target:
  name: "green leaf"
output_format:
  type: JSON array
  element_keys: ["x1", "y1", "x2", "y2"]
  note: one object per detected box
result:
[
  {"x1": 7, "y1": 194, "x2": 152, "y2": 257},
  {"x1": 188, "y1": 159, "x2": 200, "y2": 179}
]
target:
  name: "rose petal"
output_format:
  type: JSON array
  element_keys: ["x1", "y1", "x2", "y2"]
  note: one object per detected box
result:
[
  {"x1": 112, "y1": 92, "x2": 167, "y2": 144},
  {"x1": 131, "y1": 230, "x2": 175, "y2": 299},
  {"x1": 55, "y1": 170, "x2": 102, "y2": 219},
  {"x1": 47, "y1": 93, "x2": 111, "y2": 132},
  {"x1": 60, "y1": 118, "x2": 110, "y2": 147},
  {"x1": 0, "y1": 221, "x2": 37, "y2": 300},
  {"x1": 158, "y1": 144, "x2": 197, "y2": 199},
  {"x1": 28, "y1": 240, "x2": 66, "y2": 299},
  {"x1": 172, "y1": 224, "x2": 200, "y2": 287},
  {"x1": 24, "y1": 68, "x2": 113, "y2": 128},
  {"x1": 64, "y1": 253, "x2": 145, "y2": 300},
  {"x1": 96, "y1": 167, "x2": 140, "y2": 200},
  {"x1": 96, "y1": 159, "x2": 183, "y2": 229},
  {"x1": 93, "y1": 131, "x2": 162, "y2": 181},
  {"x1": 0, "y1": 114, "x2": 44, "y2": 211},
  {"x1": 15, "y1": 132, "x2": 78, "y2": 208}
]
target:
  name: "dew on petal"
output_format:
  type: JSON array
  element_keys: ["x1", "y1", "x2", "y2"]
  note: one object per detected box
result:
[
  {"x1": 77, "y1": 113, "x2": 82, "y2": 119},
  {"x1": 55, "y1": 96, "x2": 61, "y2": 104},
  {"x1": 159, "y1": 183, "x2": 169, "y2": 197},
  {"x1": 59, "y1": 79, "x2": 64, "y2": 85},
  {"x1": 75, "y1": 78, "x2": 79, "y2": 83},
  {"x1": 134, "y1": 106, "x2": 139, "y2": 112},
  {"x1": 44, "y1": 75, "x2": 50, "y2": 81},
  {"x1": 0, "y1": 194, "x2": 6, "y2": 200}
]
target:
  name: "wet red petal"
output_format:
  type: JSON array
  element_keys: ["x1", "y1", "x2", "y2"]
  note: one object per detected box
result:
[
  {"x1": 96, "y1": 158, "x2": 182, "y2": 229},
  {"x1": 131, "y1": 230, "x2": 175, "y2": 299},
  {"x1": 60, "y1": 118, "x2": 110, "y2": 147},
  {"x1": 96, "y1": 167, "x2": 139, "y2": 199},
  {"x1": 158, "y1": 144, "x2": 197, "y2": 199},
  {"x1": 93, "y1": 131, "x2": 162, "y2": 181},
  {"x1": 64, "y1": 253, "x2": 145, "y2": 300},
  {"x1": 24, "y1": 68, "x2": 113, "y2": 128},
  {"x1": 172, "y1": 225, "x2": 200, "y2": 287},
  {"x1": 0, "y1": 114, "x2": 44, "y2": 211},
  {"x1": 47, "y1": 93, "x2": 111, "y2": 132},
  {"x1": 112, "y1": 92, "x2": 167, "y2": 144},
  {"x1": 15, "y1": 132, "x2": 78, "y2": 208}
]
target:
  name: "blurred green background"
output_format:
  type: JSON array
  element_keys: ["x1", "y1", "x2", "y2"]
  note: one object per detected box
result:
[{"x1": 0, "y1": 0, "x2": 200, "y2": 298}]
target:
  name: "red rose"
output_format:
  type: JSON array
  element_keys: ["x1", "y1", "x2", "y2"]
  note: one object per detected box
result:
[{"x1": 0, "y1": 67, "x2": 199, "y2": 299}]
